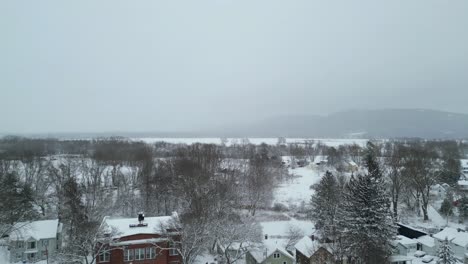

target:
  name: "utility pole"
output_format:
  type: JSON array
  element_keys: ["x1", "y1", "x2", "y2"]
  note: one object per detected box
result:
[{"x1": 46, "y1": 242, "x2": 49, "y2": 264}]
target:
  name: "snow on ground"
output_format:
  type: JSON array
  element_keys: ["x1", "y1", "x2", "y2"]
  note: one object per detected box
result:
[
  {"x1": 260, "y1": 218, "x2": 315, "y2": 237},
  {"x1": 135, "y1": 137, "x2": 369, "y2": 147},
  {"x1": 401, "y1": 204, "x2": 466, "y2": 233},
  {"x1": 194, "y1": 252, "x2": 219, "y2": 264},
  {"x1": 0, "y1": 245, "x2": 9, "y2": 264},
  {"x1": 273, "y1": 165, "x2": 322, "y2": 208}
]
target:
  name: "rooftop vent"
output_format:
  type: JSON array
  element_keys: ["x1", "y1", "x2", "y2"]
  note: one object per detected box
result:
[
  {"x1": 138, "y1": 212, "x2": 145, "y2": 223},
  {"x1": 129, "y1": 212, "x2": 148, "y2": 228}
]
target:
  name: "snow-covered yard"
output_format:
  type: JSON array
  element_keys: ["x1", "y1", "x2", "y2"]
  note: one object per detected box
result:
[
  {"x1": 273, "y1": 165, "x2": 322, "y2": 208},
  {"x1": 0, "y1": 246, "x2": 9, "y2": 264}
]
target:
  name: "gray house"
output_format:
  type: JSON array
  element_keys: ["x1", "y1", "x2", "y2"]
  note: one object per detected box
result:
[
  {"x1": 9, "y1": 219, "x2": 62, "y2": 263},
  {"x1": 246, "y1": 246, "x2": 295, "y2": 264}
]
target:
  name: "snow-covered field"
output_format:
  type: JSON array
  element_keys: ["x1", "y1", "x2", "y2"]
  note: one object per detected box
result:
[
  {"x1": 135, "y1": 137, "x2": 369, "y2": 147},
  {"x1": 0, "y1": 245, "x2": 8, "y2": 264},
  {"x1": 273, "y1": 166, "x2": 322, "y2": 208}
]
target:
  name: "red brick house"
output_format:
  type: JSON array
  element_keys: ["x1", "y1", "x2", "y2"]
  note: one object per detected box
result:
[{"x1": 96, "y1": 213, "x2": 182, "y2": 264}]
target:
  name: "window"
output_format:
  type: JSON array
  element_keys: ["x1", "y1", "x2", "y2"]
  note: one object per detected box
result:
[
  {"x1": 42, "y1": 239, "x2": 49, "y2": 247},
  {"x1": 135, "y1": 248, "x2": 145, "y2": 260},
  {"x1": 283, "y1": 262, "x2": 287, "y2": 264},
  {"x1": 124, "y1": 249, "x2": 133, "y2": 261},
  {"x1": 273, "y1": 253, "x2": 280, "y2": 259},
  {"x1": 16, "y1": 253, "x2": 22, "y2": 260},
  {"x1": 169, "y1": 242, "x2": 178, "y2": 256},
  {"x1": 99, "y1": 250, "x2": 110, "y2": 262},
  {"x1": 28, "y1": 241, "x2": 36, "y2": 249},
  {"x1": 146, "y1": 247, "x2": 156, "y2": 259},
  {"x1": 17, "y1": 241, "x2": 24, "y2": 249}
]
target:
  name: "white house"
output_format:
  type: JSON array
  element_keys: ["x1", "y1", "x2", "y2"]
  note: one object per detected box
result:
[
  {"x1": 458, "y1": 171, "x2": 468, "y2": 192},
  {"x1": 461, "y1": 159, "x2": 468, "y2": 175},
  {"x1": 433, "y1": 227, "x2": 468, "y2": 261},
  {"x1": 414, "y1": 235, "x2": 436, "y2": 256},
  {"x1": 8, "y1": 219, "x2": 62, "y2": 263},
  {"x1": 392, "y1": 235, "x2": 418, "y2": 256}
]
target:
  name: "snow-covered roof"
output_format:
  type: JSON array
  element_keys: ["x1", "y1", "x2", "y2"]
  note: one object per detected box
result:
[
  {"x1": 102, "y1": 213, "x2": 177, "y2": 239},
  {"x1": 313, "y1": 156, "x2": 328, "y2": 164},
  {"x1": 111, "y1": 238, "x2": 168, "y2": 246},
  {"x1": 249, "y1": 239, "x2": 294, "y2": 263},
  {"x1": 458, "y1": 180, "x2": 468, "y2": 186},
  {"x1": 394, "y1": 235, "x2": 417, "y2": 248},
  {"x1": 460, "y1": 159, "x2": 468, "y2": 168},
  {"x1": 389, "y1": 255, "x2": 414, "y2": 262},
  {"x1": 9, "y1": 219, "x2": 59, "y2": 241},
  {"x1": 414, "y1": 235, "x2": 435, "y2": 248},
  {"x1": 294, "y1": 236, "x2": 332, "y2": 258},
  {"x1": 433, "y1": 227, "x2": 468, "y2": 247}
]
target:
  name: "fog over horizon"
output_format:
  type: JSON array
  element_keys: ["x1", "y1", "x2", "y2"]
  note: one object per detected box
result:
[{"x1": 2, "y1": 0, "x2": 468, "y2": 134}]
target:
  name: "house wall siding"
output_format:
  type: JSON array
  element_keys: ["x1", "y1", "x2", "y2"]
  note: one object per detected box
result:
[
  {"x1": 309, "y1": 248, "x2": 334, "y2": 264},
  {"x1": 97, "y1": 234, "x2": 181, "y2": 264},
  {"x1": 435, "y1": 239, "x2": 467, "y2": 260},
  {"x1": 263, "y1": 250, "x2": 294, "y2": 264},
  {"x1": 246, "y1": 251, "x2": 258, "y2": 264},
  {"x1": 9, "y1": 238, "x2": 58, "y2": 263},
  {"x1": 296, "y1": 250, "x2": 310, "y2": 264}
]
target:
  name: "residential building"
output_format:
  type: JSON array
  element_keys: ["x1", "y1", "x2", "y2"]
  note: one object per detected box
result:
[
  {"x1": 96, "y1": 213, "x2": 182, "y2": 264},
  {"x1": 392, "y1": 235, "x2": 418, "y2": 256},
  {"x1": 414, "y1": 235, "x2": 436, "y2": 256},
  {"x1": 458, "y1": 178, "x2": 468, "y2": 191},
  {"x1": 294, "y1": 236, "x2": 334, "y2": 264},
  {"x1": 388, "y1": 255, "x2": 414, "y2": 264},
  {"x1": 8, "y1": 219, "x2": 62, "y2": 263},
  {"x1": 246, "y1": 246, "x2": 295, "y2": 264},
  {"x1": 433, "y1": 227, "x2": 468, "y2": 262},
  {"x1": 462, "y1": 160, "x2": 468, "y2": 175}
]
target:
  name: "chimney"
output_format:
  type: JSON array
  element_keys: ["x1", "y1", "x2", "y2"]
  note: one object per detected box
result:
[
  {"x1": 311, "y1": 235, "x2": 315, "y2": 241},
  {"x1": 138, "y1": 212, "x2": 145, "y2": 224},
  {"x1": 265, "y1": 234, "x2": 268, "y2": 240}
]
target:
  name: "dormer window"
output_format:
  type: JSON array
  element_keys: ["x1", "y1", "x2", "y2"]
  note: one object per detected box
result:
[{"x1": 28, "y1": 241, "x2": 36, "y2": 249}]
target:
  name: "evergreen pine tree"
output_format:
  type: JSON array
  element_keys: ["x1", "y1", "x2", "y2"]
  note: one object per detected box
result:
[
  {"x1": 0, "y1": 172, "x2": 37, "y2": 236},
  {"x1": 310, "y1": 170, "x2": 341, "y2": 240},
  {"x1": 62, "y1": 177, "x2": 87, "y2": 239},
  {"x1": 437, "y1": 237, "x2": 457, "y2": 264},
  {"x1": 337, "y1": 142, "x2": 397, "y2": 263}
]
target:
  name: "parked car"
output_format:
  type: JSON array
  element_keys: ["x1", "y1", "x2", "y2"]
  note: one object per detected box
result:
[{"x1": 414, "y1": 250, "x2": 426, "y2": 258}]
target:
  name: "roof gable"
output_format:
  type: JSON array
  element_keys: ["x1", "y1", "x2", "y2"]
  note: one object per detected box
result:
[{"x1": 10, "y1": 220, "x2": 59, "y2": 241}]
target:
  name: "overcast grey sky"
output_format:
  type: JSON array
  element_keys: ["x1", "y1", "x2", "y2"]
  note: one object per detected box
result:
[{"x1": 1, "y1": 0, "x2": 468, "y2": 133}]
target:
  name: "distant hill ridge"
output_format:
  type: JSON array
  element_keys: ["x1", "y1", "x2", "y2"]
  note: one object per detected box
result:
[
  {"x1": 222, "y1": 109, "x2": 468, "y2": 139},
  {"x1": 5, "y1": 109, "x2": 468, "y2": 140}
]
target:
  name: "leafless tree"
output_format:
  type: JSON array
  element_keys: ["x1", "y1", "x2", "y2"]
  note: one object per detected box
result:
[
  {"x1": 384, "y1": 142, "x2": 404, "y2": 220},
  {"x1": 214, "y1": 215, "x2": 262, "y2": 264},
  {"x1": 158, "y1": 216, "x2": 213, "y2": 264},
  {"x1": 57, "y1": 224, "x2": 121, "y2": 264},
  {"x1": 401, "y1": 142, "x2": 438, "y2": 221},
  {"x1": 245, "y1": 154, "x2": 274, "y2": 216}
]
